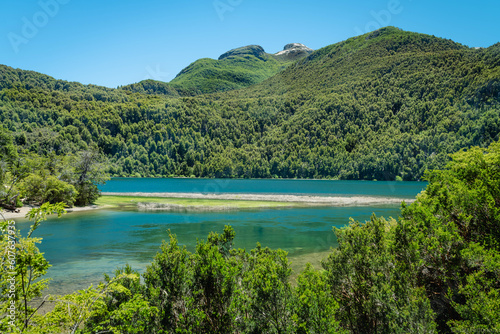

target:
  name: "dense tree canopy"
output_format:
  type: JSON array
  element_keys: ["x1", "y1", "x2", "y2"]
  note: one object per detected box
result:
[
  {"x1": 0, "y1": 27, "x2": 499, "y2": 181},
  {"x1": 0, "y1": 128, "x2": 108, "y2": 207}
]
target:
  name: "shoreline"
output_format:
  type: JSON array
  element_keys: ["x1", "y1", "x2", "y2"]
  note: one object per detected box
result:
[{"x1": 1, "y1": 205, "x2": 101, "y2": 220}]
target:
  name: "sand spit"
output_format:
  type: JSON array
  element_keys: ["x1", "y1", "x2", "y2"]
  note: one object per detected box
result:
[{"x1": 102, "y1": 192, "x2": 414, "y2": 206}]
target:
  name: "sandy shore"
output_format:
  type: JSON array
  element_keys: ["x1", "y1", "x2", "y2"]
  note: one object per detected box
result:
[
  {"x1": 1, "y1": 205, "x2": 100, "y2": 220},
  {"x1": 102, "y1": 192, "x2": 414, "y2": 206}
]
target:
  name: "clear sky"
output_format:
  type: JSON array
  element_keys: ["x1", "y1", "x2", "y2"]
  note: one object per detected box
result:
[{"x1": 1, "y1": 0, "x2": 498, "y2": 88}]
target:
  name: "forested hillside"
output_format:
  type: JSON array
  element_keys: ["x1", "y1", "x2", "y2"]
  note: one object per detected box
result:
[{"x1": 0, "y1": 27, "x2": 499, "y2": 180}]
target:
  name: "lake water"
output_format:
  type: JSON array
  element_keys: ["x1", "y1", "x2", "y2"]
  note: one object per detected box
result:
[
  {"x1": 15, "y1": 179, "x2": 426, "y2": 295},
  {"x1": 101, "y1": 178, "x2": 424, "y2": 199}
]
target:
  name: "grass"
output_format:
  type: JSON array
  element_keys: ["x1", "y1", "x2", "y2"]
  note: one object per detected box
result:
[
  {"x1": 95, "y1": 195, "x2": 300, "y2": 210},
  {"x1": 288, "y1": 250, "x2": 332, "y2": 285}
]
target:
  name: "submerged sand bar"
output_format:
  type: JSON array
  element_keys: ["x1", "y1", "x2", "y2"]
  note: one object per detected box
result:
[
  {"x1": 3, "y1": 193, "x2": 414, "y2": 220},
  {"x1": 101, "y1": 192, "x2": 414, "y2": 206}
]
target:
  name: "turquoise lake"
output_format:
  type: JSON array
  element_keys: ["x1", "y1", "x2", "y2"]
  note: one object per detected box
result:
[
  {"x1": 101, "y1": 178, "x2": 424, "y2": 199},
  {"x1": 16, "y1": 179, "x2": 426, "y2": 295}
]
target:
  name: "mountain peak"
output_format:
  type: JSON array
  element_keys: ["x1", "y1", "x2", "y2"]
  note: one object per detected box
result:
[
  {"x1": 282, "y1": 43, "x2": 312, "y2": 51},
  {"x1": 218, "y1": 45, "x2": 266, "y2": 60},
  {"x1": 274, "y1": 43, "x2": 314, "y2": 61}
]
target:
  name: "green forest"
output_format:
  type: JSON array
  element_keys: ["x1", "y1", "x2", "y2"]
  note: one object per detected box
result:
[
  {"x1": 1, "y1": 140, "x2": 499, "y2": 333},
  {"x1": 0, "y1": 27, "x2": 498, "y2": 183}
]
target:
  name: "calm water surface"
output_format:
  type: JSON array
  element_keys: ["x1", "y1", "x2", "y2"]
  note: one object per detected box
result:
[
  {"x1": 16, "y1": 179, "x2": 425, "y2": 295},
  {"x1": 101, "y1": 178, "x2": 426, "y2": 199}
]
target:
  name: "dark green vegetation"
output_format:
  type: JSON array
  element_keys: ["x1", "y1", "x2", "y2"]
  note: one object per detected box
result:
[
  {"x1": 2, "y1": 140, "x2": 499, "y2": 333},
  {"x1": 0, "y1": 125, "x2": 108, "y2": 208},
  {"x1": 0, "y1": 27, "x2": 499, "y2": 181}
]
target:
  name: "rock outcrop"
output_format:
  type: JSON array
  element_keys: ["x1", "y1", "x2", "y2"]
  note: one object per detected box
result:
[{"x1": 274, "y1": 43, "x2": 314, "y2": 61}]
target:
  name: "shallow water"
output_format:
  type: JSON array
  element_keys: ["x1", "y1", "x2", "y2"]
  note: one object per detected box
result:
[
  {"x1": 15, "y1": 205, "x2": 401, "y2": 295},
  {"x1": 15, "y1": 179, "x2": 424, "y2": 295}
]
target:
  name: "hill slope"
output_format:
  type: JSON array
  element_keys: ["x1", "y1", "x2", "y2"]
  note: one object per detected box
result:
[
  {"x1": 0, "y1": 27, "x2": 499, "y2": 180},
  {"x1": 120, "y1": 43, "x2": 313, "y2": 96}
]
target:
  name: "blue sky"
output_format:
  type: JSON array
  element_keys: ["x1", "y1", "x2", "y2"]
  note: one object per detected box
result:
[{"x1": 1, "y1": 0, "x2": 498, "y2": 88}]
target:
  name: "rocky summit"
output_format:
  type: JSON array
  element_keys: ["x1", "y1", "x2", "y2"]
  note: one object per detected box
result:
[{"x1": 274, "y1": 43, "x2": 314, "y2": 61}]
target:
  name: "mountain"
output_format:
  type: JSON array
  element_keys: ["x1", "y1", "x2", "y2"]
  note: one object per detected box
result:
[
  {"x1": 120, "y1": 43, "x2": 314, "y2": 96},
  {"x1": 0, "y1": 27, "x2": 499, "y2": 180}
]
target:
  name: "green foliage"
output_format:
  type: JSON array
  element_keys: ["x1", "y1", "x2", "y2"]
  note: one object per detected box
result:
[
  {"x1": 323, "y1": 216, "x2": 437, "y2": 333},
  {"x1": 447, "y1": 243, "x2": 500, "y2": 333},
  {"x1": 241, "y1": 244, "x2": 295, "y2": 333},
  {"x1": 396, "y1": 140, "x2": 500, "y2": 332},
  {"x1": 185, "y1": 233, "x2": 239, "y2": 333},
  {"x1": 120, "y1": 79, "x2": 181, "y2": 97},
  {"x1": 0, "y1": 148, "x2": 108, "y2": 207},
  {"x1": 19, "y1": 174, "x2": 77, "y2": 207},
  {"x1": 143, "y1": 231, "x2": 191, "y2": 331},
  {"x1": 0, "y1": 126, "x2": 17, "y2": 181},
  {"x1": 294, "y1": 264, "x2": 345, "y2": 334},
  {"x1": 72, "y1": 150, "x2": 109, "y2": 206},
  {"x1": 141, "y1": 226, "x2": 241, "y2": 333},
  {"x1": 79, "y1": 267, "x2": 158, "y2": 334},
  {"x1": 0, "y1": 203, "x2": 65, "y2": 333},
  {"x1": 1, "y1": 27, "x2": 498, "y2": 180},
  {"x1": 426, "y1": 142, "x2": 500, "y2": 248},
  {"x1": 0, "y1": 127, "x2": 18, "y2": 200},
  {"x1": 31, "y1": 271, "x2": 157, "y2": 334},
  {"x1": 88, "y1": 226, "x2": 341, "y2": 333}
]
